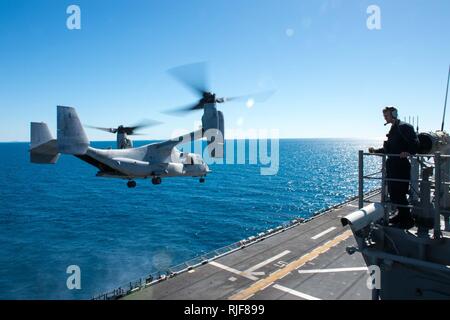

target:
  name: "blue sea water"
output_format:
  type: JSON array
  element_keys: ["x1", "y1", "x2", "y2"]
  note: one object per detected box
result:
[{"x1": 0, "y1": 139, "x2": 381, "y2": 299}]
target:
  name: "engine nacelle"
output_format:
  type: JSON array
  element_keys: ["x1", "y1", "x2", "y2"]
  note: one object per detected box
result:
[{"x1": 202, "y1": 103, "x2": 224, "y2": 158}]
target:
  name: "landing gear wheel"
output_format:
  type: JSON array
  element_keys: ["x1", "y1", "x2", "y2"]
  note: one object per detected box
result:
[
  {"x1": 127, "y1": 180, "x2": 137, "y2": 188},
  {"x1": 199, "y1": 177, "x2": 205, "y2": 183},
  {"x1": 152, "y1": 177, "x2": 162, "y2": 185}
]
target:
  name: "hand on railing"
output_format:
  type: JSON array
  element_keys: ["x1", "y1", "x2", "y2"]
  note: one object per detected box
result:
[{"x1": 399, "y1": 152, "x2": 410, "y2": 158}]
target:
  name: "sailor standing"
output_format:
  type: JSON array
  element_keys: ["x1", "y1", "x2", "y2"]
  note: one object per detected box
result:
[{"x1": 369, "y1": 106, "x2": 420, "y2": 229}]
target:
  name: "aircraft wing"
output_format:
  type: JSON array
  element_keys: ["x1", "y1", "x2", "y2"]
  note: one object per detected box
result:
[{"x1": 154, "y1": 129, "x2": 203, "y2": 150}]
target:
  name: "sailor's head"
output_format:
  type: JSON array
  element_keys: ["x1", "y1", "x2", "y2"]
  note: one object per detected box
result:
[{"x1": 383, "y1": 106, "x2": 398, "y2": 123}]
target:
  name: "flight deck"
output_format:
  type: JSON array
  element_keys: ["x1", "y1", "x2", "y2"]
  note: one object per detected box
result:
[{"x1": 115, "y1": 191, "x2": 381, "y2": 300}]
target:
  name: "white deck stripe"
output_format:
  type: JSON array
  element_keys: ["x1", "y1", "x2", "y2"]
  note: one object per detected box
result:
[
  {"x1": 273, "y1": 284, "x2": 321, "y2": 300},
  {"x1": 298, "y1": 267, "x2": 368, "y2": 274},
  {"x1": 311, "y1": 227, "x2": 337, "y2": 240},
  {"x1": 209, "y1": 261, "x2": 259, "y2": 280},
  {"x1": 261, "y1": 282, "x2": 274, "y2": 291},
  {"x1": 279, "y1": 272, "x2": 291, "y2": 280},
  {"x1": 245, "y1": 250, "x2": 291, "y2": 273}
]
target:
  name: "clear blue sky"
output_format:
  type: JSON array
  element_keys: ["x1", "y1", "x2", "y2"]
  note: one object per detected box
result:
[{"x1": 0, "y1": 0, "x2": 449, "y2": 141}]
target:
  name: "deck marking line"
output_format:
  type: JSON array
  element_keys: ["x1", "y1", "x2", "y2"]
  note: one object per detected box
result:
[
  {"x1": 261, "y1": 282, "x2": 274, "y2": 291},
  {"x1": 273, "y1": 284, "x2": 321, "y2": 300},
  {"x1": 298, "y1": 267, "x2": 368, "y2": 274},
  {"x1": 279, "y1": 272, "x2": 291, "y2": 280},
  {"x1": 228, "y1": 230, "x2": 353, "y2": 300},
  {"x1": 311, "y1": 227, "x2": 337, "y2": 240},
  {"x1": 245, "y1": 250, "x2": 291, "y2": 273},
  {"x1": 209, "y1": 261, "x2": 259, "y2": 281}
]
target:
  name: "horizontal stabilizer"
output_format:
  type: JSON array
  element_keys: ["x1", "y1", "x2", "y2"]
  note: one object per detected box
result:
[{"x1": 31, "y1": 140, "x2": 60, "y2": 164}]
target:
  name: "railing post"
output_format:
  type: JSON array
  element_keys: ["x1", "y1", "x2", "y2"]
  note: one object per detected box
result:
[
  {"x1": 358, "y1": 150, "x2": 364, "y2": 209},
  {"x1": 434, "y1": 152, "x2": 443, "y2": 239},
  {"x1": 381, "y1": 154, "x2": 388, "y2": 225}
]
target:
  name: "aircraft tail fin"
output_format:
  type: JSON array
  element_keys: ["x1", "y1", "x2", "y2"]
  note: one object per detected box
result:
[
  {"x1": 30, "y1": 122, "x2": 60, "y2": 164},
  {"x1": 57, "y1": 106, "x2": 89, "y2": 155}
]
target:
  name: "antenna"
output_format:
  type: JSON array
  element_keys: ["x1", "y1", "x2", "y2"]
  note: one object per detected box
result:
[
  {"x1": 416, "y1": 116, "x2": 419, "y2": 132},
  {"x1": 441, "y1": 64, "x2": 450, "y2": 131}
]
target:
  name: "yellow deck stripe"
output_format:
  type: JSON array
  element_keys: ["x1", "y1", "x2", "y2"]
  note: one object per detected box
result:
[{"x1": 228, "y1": 229, "x2": 353, "y2": 300}]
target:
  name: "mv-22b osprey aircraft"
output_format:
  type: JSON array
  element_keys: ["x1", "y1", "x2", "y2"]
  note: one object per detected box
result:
[
  {"x1": 30, "y1": 104, "x2": 221, "y2": 188},
  {"x1": 29, "y1": 63, "x2": 271, "y2": 188}
]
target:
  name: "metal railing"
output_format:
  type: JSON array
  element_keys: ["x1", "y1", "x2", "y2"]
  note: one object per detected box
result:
[{"x1": 358, "y1": 150, "x2": 450, "y2": 238}]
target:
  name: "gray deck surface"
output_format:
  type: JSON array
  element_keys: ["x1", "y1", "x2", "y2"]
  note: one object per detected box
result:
[{"x1": 123, "y1": 193, "x2": 380, "y2": 300}]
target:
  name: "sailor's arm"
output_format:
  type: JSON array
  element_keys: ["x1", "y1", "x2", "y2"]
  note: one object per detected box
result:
[{"x1": 368, "y1": 146, "x2": 385, "y2": 154}]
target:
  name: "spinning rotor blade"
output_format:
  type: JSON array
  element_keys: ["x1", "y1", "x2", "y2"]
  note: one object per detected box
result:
[
  {"x1": 85, "y1": 125, "x2": 117, "y2": 134},
  {"x1": 168, "y1": 62, "x2": 210, "y2": 97},
  {"x1": 127, "y1": 132, "x2": 147, "y2": 136},
  {"x1": 164, "y1": 89, "x2": 275, "y2": 116},
  {"x1": 218, "y1": 90, "x2": 276, "y2": 104},
  {"x1": 125, "y1": 119, "x2": 163, "y2": 133},
  {"x1": 165, "y1": 62, "x2": 275, "y2": 116},
  {"x1": 86, "y1": 119, "x2": 162, "y2": 135},
  {"x1": 162, "y1": 102, "x2": 204, "y2": 115}
]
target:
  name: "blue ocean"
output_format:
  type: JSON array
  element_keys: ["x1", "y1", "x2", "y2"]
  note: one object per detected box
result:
[{"x1": 0, "y1": 139, "x2": 380, "y2": 299}]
